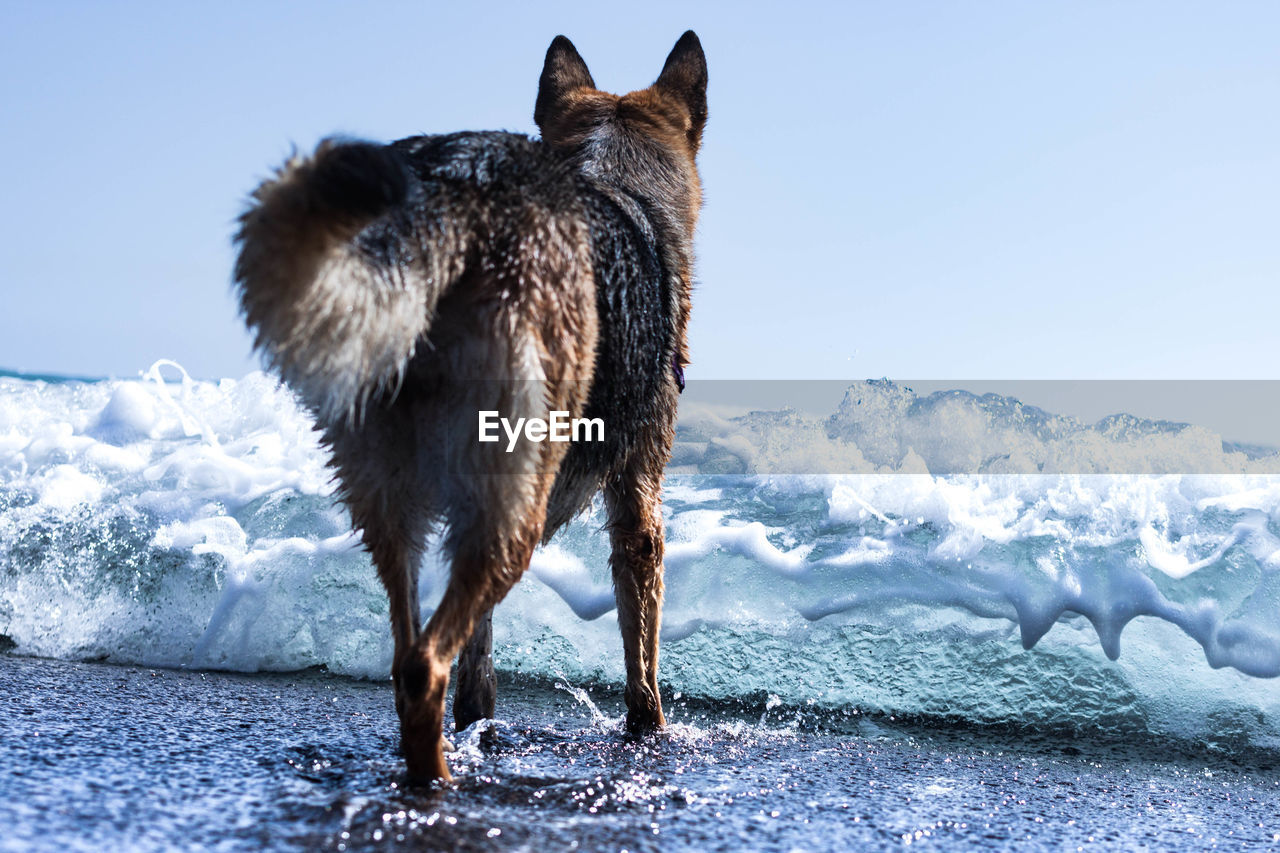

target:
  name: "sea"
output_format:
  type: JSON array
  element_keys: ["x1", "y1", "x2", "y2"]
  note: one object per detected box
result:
[{"x1": 2, "y1": 362, "x2": 1280, "y2": 850}]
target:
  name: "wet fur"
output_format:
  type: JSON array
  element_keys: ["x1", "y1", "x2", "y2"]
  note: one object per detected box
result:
[{"x1": 233, "y1": 32, "x2": 706, "y2": 782}]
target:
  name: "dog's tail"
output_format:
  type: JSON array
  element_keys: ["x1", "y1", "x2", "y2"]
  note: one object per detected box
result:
[{"x1": 234, "y1": 139, "x2": 458, "y2": 422}]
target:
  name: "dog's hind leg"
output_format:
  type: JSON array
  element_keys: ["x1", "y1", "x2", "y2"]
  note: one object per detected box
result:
[
  {"x1": 606, "y1": 453, "x2": 669, "y2": 735},
  {"x1": 453, "y1": 607, "x2": 496, "y2": 732},
  {"x1": 350, "y1": 499, "x2": 435, "y2": 753},
  {"x1": 399, "y1": 513, "x2": 544, "y2": 783}
]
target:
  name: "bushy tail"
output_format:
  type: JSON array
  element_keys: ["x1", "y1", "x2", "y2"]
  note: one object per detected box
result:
[{"x1": 234, "y1": 139, "x2": 456, "y2": 422}]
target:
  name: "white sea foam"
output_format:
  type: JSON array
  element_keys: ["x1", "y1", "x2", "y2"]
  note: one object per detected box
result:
[{"x1": 2, "y1": 365, "x2": 1280, "y2": 747}]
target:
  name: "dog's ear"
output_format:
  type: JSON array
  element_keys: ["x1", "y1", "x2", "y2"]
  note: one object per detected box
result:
[
  {"x1": 654, "y1": 31, "x2": 707, "y2": 149},
  {"x1": 535, "y1": 36, "x2": 596, "y2": 131}
]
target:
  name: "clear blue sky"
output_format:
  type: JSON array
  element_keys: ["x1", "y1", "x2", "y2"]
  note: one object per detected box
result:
[{"x1": 2, "y1": 1, "x2": 1277, "y2": 381}]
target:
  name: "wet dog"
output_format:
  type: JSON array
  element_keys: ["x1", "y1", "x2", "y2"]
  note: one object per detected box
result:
[{"x1": 233, "y1": 32, "x2": 706, "y2": 782}]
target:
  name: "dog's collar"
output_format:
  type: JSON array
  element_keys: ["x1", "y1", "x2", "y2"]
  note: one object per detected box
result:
[{"x1": 673, "y1": 355, "x2": 685, "y2": 393}]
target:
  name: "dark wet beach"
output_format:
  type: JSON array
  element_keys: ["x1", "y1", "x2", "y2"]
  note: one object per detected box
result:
[{"x1": 2, "y1": 656, "x2": 1279, "y2": 851}]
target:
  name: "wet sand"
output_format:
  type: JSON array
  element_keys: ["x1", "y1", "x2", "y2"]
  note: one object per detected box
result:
[{"x1": 2, "y1": 655, "x2": 1278, "y2": 851}]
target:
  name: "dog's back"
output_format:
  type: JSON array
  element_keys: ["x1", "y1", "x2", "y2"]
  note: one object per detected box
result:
[
  {"x1": 234, "y1": 32, "x2": 706, "y2": 782},
  {"x1": 237, "y1": 126, "x2": 677, "y2": 527}
]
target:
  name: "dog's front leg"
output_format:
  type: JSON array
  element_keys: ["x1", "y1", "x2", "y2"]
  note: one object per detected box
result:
[
  {"x1": 606, "y1": 470, "x2": 668, "y2": 735},
  {"x1": 453, "y1": 607, "x2": 496, "y2": 732}
]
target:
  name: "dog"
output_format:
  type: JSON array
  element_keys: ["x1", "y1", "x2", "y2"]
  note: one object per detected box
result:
[{"x1": 233, "y1": 32, "x2": 706, "y2": 782}]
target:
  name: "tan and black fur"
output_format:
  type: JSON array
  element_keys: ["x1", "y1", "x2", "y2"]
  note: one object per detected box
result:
[{"x1": 233, "y1": 32, "x2": 706, "y2": 783}]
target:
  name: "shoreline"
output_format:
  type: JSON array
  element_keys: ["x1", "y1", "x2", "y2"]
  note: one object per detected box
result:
[{"x1": 4, "y1": 654, "x2": 1279, "y2": 851}]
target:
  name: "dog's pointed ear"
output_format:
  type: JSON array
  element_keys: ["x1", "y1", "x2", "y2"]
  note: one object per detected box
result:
[
  {"x1": 535, "y1": 36, "x2": 596, "y2": 131},
  {"x1": 654, "y1": 31, "x2": 708, "y2": 147}
]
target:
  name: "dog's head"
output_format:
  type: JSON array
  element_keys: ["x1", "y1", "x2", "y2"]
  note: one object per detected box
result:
[{"x1": 534, "y1": 31, "x2": 707, "y2": 235}]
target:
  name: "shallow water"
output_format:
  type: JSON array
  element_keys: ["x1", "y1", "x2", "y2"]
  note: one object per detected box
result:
[{"x1": 3, "y1": 656, "x2": 1279, "y2": 852}]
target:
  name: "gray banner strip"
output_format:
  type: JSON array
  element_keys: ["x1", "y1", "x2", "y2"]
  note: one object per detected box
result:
[{"x1": 670, "y1": 380, "x2": 1280, "y2": 475}]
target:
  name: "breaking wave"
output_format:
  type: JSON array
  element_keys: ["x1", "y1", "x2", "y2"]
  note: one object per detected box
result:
[{"x1": 3, "y1": 363, "x2": 1280, "y2": 748}]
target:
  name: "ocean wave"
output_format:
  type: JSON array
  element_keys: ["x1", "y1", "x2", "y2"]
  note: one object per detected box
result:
[{"x1": 2, "y1": 363, "x2": 1279, "y2": 748}]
